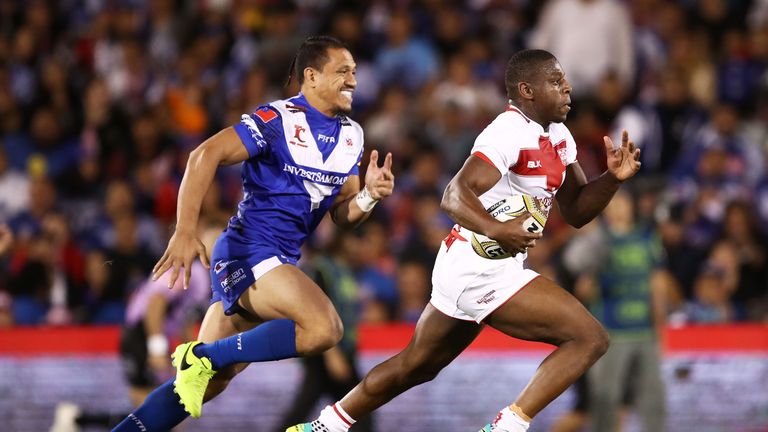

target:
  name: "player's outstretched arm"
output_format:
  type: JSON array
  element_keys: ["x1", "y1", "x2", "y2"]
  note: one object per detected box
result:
[
  {"x1": 330, "y1": 150, "x2": 394, "y2": 228},
  {"x1": 153, "y1": 127, "x2": 250, "y2": 289},
  {"x1": 442, "y1": 155, "x2": 542, "y2": 255},
  {"x1": 556, "y1": 130, "x2": 641, "y2": 228}
]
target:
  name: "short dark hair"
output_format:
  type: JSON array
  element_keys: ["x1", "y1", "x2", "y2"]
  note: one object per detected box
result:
[
  {"x1": 287, "y1": 36, "x2": 348, "y2": 86},
  {"x1": 505, "y1": 49, "x2": 557, "y2": 101}
]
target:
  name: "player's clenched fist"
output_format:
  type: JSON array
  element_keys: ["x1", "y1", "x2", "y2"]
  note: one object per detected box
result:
[
  {"x1": 487, "y1": 211, "x2": 544, "y2": 256},
  {"x1": 365, "y1": 149, "x2": 394, "y2": 200}
]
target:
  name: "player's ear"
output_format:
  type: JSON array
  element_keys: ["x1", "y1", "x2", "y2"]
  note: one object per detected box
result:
[
  {"x1": 303, "y1": 67, "x2": 316, "y2": 87},
  {"x1": 518, "y1": 82, "x2": 534, "y2": 101}
]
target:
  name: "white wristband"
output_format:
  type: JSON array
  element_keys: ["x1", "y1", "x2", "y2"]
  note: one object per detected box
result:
[
  {"x1": 147, "y1": 334, "x2": 169, "y2": 356},
  {"x1": 355, "y1": 186, "x2": 379, "y2": 212}
]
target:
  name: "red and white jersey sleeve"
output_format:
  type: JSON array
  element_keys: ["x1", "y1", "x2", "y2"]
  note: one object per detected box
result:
[{"x1": 470, "y1": 106, "x2": 578, "y2": 209}]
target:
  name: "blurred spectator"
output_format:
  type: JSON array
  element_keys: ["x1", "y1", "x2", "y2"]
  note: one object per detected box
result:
[
  {"x1": 8, "y1": 175, "x2": 56, "y2": 244},
  {"x1": 81, "y1": 249, "x2": 123, "y2": 324},
  {"x1": 0, "y1": 144, "x2": 30, "y2": 221},
  {"x1": 530, "y1": 0, "x2": 634, "y2": 96},
  {"x1": 564, "y1": 190, "x2": 668, "y2": 432},
  {"x1": 431, "y1": 53, "x2": 505, "y2": 128},
  {"x1": 364, "y1": 86, "x2": 414, "y2": 154},
  {"x1": 678, "y1": 263, "x2": 742, "y2": 324},
  {"x1": 374, "y1": 10, "x2": 438, "y2": 92},
  {"x1": 669, "y1": 105, "x2": 764, "y2": 249},
  {"x1": 669, "y1": 239, "x2": 745, "y2": 324},
  {"x1": 649, "y1": 67, "x2": 708, "y2": 174},
  {"x1": 350, "y1": 221, "x2": 398, "y2": 321},
  {"x1": 716, "y1": 29, "x2": 767, "y2": 112},
  {"x1": 717, "y1": 201, "x2": 768, "y2": 320},
  {"x1": 87, "y1": 179, "x2": 165, "y2": 256},
  {"x1": 8, "y1": 218, "x2": 76, "y2": 326},
  {"x1": 425, "y1": 102, "x2": 478, "y2": 173},
  {"x1": 0, "y1": 224, "x2": 12, "y2": 256},
  {"x1": 395, "y1": 260, "x2": 430, "y2": 323}
]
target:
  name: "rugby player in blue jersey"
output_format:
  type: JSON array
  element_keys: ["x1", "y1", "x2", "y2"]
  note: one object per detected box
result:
[{"x1": 113, "y1": 35, "x2": 394, "y2": 431}]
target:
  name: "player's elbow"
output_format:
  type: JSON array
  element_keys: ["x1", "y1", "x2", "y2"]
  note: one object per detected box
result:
[
  {"x1": 187, "y1": 142, "x2": 216, "y2": 169},
  {"x1": 568, "y1": 217, "x2": 588, "y2": 229},
  {"x1": 440, "y1": 182, "x2": 460, "y2": 215},
  {"x1": 561, "y1": 209, "x2": 588, "y2": 229}
]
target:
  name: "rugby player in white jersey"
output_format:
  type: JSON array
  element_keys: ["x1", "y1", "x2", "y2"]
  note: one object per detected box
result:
[
  {"x1": 289, "y1": 49, "x2": 641, "y2": 432},
  {"x1": 112, "y1": 36, "x2": 394, "y2": 431}
]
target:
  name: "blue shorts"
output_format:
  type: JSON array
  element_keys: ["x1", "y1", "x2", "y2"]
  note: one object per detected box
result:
[{"x1": 209, "y1": 230, "x2": 297, "y2": 316}]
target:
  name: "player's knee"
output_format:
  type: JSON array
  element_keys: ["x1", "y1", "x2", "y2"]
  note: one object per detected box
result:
[
  {"x1": 587, "y1": 324, "x2": 610, "y2": 359},
  {"x1": 301, "y1": 314, "x2": 344, "y2": 355}
]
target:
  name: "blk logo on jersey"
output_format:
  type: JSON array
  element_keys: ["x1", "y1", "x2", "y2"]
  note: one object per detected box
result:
[
  {"x1": 510, "y1": 137, "x2": 567, "y2": 192},
  {"x1": 527, "y1": 160, "x2": 542, "y2": 169}
]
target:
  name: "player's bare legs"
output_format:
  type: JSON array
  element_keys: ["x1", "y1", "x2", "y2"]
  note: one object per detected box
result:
[
  {"x1": 483, "y1": 276, "x2": 609, "y2": 422},
  {"x1": 293, "y1": 278, "x2": 606, "y2": 432},
  {"x1": 199, "y1": 263, "x2": 343, "y2": 402},
  {"x1": 340, "y1": 305, "x2": 482, "y2": 417},
  {"x1": 237, "y1": 264, "x2": 343, "y2": 355}
]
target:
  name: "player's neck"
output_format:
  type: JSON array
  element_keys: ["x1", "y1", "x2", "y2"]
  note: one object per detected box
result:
[
  {"x1": 301, "y1": 89, "x2": 337, "y2": 118},
  {"x1": 513, "y1": 101, "x2": 550, "y2": 129}
]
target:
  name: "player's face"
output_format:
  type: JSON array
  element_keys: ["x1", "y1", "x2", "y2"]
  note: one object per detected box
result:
[
  {"x1": 533, "y1": 60, "x2": 572, "y2": 123},
  {"x1": 313, "y1": 48, "x2": 357, "y2": 115}
]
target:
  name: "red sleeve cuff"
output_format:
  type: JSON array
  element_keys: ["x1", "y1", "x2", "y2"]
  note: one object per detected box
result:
[{"x1": 472, "y1": 151, "x2": 496, "y2": 169}]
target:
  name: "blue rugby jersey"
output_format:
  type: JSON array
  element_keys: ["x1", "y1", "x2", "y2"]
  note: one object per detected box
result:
[{"x1": 227, "y1": 93, "x2": 364, "y2": 260}]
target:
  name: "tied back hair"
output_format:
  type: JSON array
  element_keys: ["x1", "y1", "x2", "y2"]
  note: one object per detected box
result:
[{"x1": 284, "y1": 35, "x2": 348, "y2": 87}]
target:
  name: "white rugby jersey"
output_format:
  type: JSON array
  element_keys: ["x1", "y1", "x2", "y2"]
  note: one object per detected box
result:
[{"x1": 470, "y1": 105, "x2": 578, "y2": 211}]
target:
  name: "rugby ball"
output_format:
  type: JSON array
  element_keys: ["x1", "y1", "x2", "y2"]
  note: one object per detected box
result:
[{"x1": 470, "y1": 195, "x2": 550, "y2": 260}]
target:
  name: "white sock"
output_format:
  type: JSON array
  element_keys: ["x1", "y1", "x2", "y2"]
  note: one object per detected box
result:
[
  {"x1": 315, "y1": 403, "x2": 354, "y2": 432},
  {"x1": 492, "y1": 405, "x2": 530, "y2": 432}
]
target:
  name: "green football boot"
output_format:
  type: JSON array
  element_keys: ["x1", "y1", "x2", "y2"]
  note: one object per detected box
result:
[{"x1": 171, "y1": 341, "x2": 216, "y2": 418}]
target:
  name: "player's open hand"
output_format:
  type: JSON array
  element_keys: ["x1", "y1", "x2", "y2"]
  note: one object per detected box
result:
[
  {"x1": 365, "y1": 150, "x2": 394, "y2": 200},
  {"x1": 488, "y1": 212, "x2": 543, "y2": 256},
  {"x1": 152, "y1": 231, "x2": 210, "y2": 289},
  {"x1": 605, "y1": 130, "x2": 641, "y2": 181}
]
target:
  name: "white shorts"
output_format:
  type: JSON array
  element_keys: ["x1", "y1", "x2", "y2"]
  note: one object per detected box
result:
[{"x1": 430, "y1": 225, "x2": 540, "y2": 323}]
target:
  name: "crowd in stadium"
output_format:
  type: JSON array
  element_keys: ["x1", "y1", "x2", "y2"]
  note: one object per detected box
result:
[{"x1": 0, "y1": 0, "x2": 766, "y2": 327}]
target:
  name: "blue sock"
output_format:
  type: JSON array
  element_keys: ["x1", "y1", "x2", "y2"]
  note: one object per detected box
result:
[
  {"x1": 193, "y1": 319, "x2": 297, "y2": 370},
  {"x1": 112, "y1": 379, "x2": 188, "y2": 431}
]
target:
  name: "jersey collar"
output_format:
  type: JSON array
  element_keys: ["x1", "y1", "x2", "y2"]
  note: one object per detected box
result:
[
  {"x1": 506, "y1": 103, "x2": 555, "y2": 135},
  {"x1": 291, "y1": 93, "x2": 343, "y2": 126}
]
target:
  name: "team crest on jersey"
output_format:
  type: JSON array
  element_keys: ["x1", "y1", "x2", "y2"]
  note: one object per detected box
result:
[
  {"x1": 290, "y1": 125, "x2": 308, "y2": 147},
  {"x1": 554, "y1": 140, "x2": 568, "y2": 165}
]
